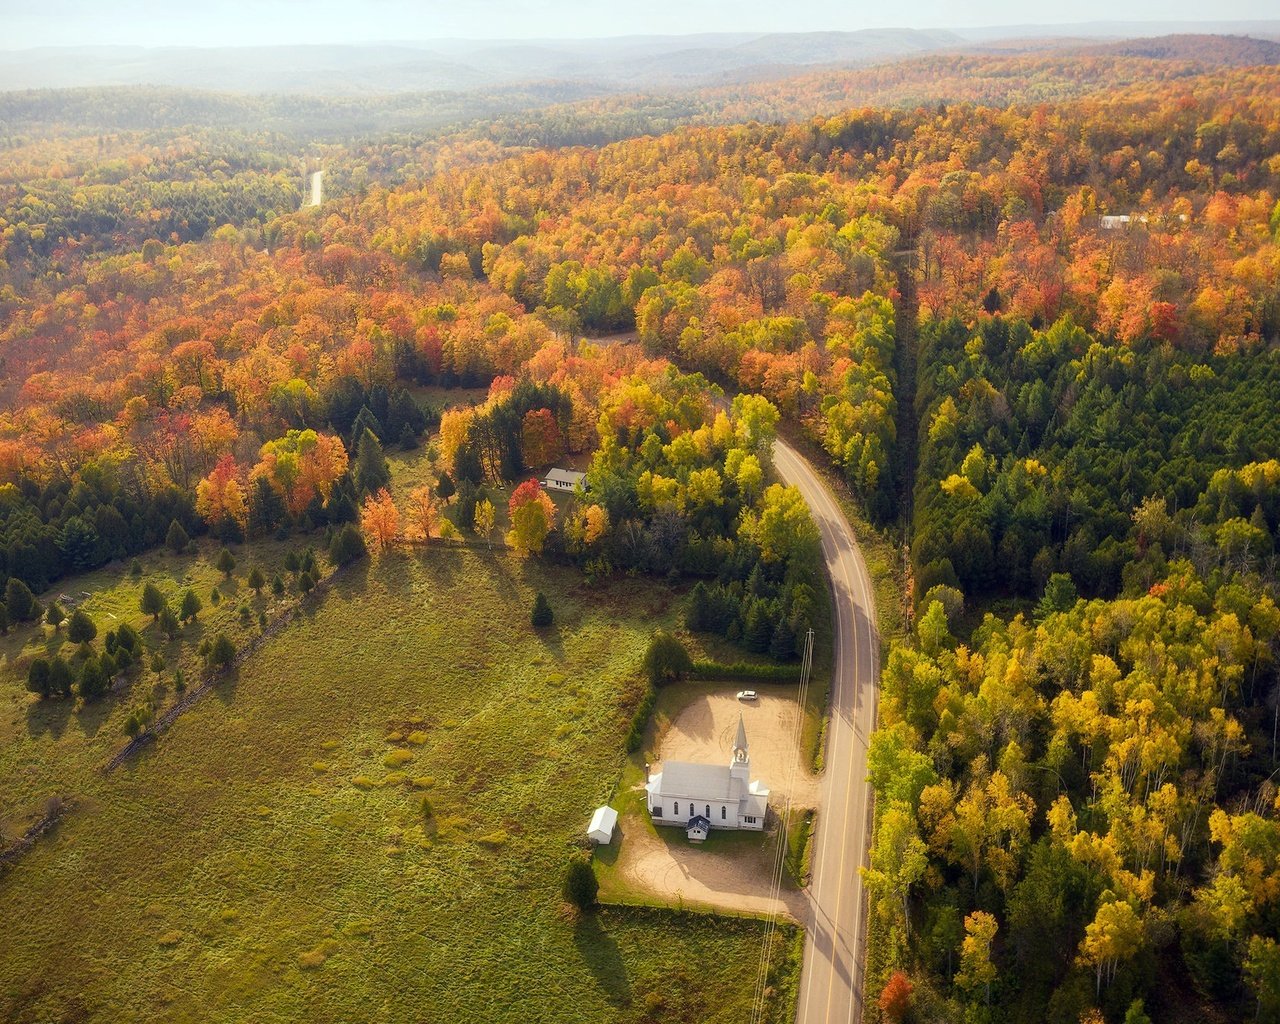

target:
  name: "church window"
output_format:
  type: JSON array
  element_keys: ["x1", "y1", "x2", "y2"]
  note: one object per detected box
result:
[
  {"x1": 673, "y1": 802, "x2": 679, "y2": 816},
  {"x1": 705, "y1": 804, "x2": 710, "y2": 818},
  {"x1": 721, "y1": 806, "x2": 726, "y2": 819}
]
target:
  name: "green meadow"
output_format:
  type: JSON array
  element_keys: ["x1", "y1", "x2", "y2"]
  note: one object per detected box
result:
[{"x1": 1, "y1": 545, "x2": 797, "y2": 1023}]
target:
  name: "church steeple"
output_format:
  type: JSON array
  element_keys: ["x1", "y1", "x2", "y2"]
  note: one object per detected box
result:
[{"x1": 731, "y1": 713, "x2": 750, "y2": 781}]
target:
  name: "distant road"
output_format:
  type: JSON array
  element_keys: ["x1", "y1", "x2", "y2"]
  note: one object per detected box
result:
[
  {"x1": 773, "y1": 437, "x2": 880, "y2": 1024},
  {"x1": 308, "y1": 170, "x2": 323, "y2": 207}
]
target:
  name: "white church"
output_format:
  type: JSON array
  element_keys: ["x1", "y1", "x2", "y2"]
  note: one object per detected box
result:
[{"x1": 645, "y1": 714, "x2": 769, "y2": 841}]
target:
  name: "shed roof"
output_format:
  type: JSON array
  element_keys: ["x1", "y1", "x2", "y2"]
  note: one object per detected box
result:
[{"x1": 588, "y1": 805, "x2": 618, "y2": 840}]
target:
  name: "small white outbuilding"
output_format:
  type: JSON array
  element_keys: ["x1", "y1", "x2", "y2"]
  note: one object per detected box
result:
[{"x1": 587, "y1": 805, "x2": 618, "y2": 845}]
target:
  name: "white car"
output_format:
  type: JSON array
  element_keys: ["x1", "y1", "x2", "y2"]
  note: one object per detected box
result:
[{"x1": 736, "y1": 690, "x2": 758, "y2": 701}]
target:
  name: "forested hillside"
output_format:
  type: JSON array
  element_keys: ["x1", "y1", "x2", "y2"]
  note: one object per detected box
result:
[{"x1": 1, "y1": 43, "x2": 1279, "y2": 1024}]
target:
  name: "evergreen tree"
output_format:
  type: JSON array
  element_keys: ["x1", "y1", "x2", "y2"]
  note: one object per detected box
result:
[
  {"x1": 271, "y1": 573, "x2": 285, "y2": 597},
  {"x1": 769, "y1": 618, "x2": 796, "y2": 661},
  {"x1": 159, "y1": 606, "x2": 180, "y2": 640},
  {"x1": 67, "y1": 608, "x2": 97, "y2": 644},
  {"x1": 165, "y1": 519, "x2": 190, "y2": 553},
  {"x1": 139, "y1": 582, "x2": 166, "y2": 620},
  {"x1": 5, "y1": 578, "x2": 40, "y2": 622},
  {"x1": 283, "y1": 550, "x2": 301, "y2": 574},
  {"x1": 643, "y1": 631, "x2": 692, "y2": 686},
  {"x1": 349, "y1": 406, "x2": 384, "y2": 449},
  {"x1": 179, "y1": 588, "x2": 202, "y2": 622},
  {"x1": 77, "y1": 656, "x2": 109, "y2": 701},
  {"x1": 45, "y1": 601, "x2": 66, "y2": 630},
  {"x1": 354, "y1": 428, "x2": 391, "y2": 495},
  {"x1": 436, "y1": 472, "x2": 456, "y2": 502},
  {"x1": 299, "y1": 571, "x2": 315, "y2": 594},
  {"x1": 686, "y1": 581, "x2": 711, "y2": 631},
  {"x1": 48, "y1": 657, "x2": 74, "y2": 696},
  {"x1": 210, "y1": 633, "x2": 236, "y2": 670},
  {"x1": 398, "y1": 424, "x2": 418, "y2": 450},
  {"x1": 0, "y1": 602, "x2": 9, "y2": 635},
  {"x1": 27, "y1": 658, "x2": 51, "y2": 698},
  {"x1": 247, "y1": 476, "x2": 287, "y2": 537},
  {"x1": 247, "y1": 566, "x2": 265, "y2": 593},
  {"x1": 531, "y1": 592, "x2": 554, "y2": 628},
  {"x1": 329, "y1": 524, "x2": 368, "y2": 567},
  {"x1": 216, "y1": 547, "x2": 236, "y2": 578}
]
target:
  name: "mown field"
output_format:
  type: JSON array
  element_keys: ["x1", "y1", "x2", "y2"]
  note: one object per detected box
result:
[{"x1": 0, "y1": 546, "x2": 797, "y2": 1023}]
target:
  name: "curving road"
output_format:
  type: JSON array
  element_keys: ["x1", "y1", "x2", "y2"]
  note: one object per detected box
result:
[{"x1": 773, "y1": 436, "x2": 880, "y2": 1024}]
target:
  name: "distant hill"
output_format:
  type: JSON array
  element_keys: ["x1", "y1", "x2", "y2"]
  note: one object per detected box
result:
[
  {"x1": 0, "y1": 30, "x2": 965, "y2": 95},
  {"x1": 1074, "y1": 33, "x2": 1280, "y2": 64}
]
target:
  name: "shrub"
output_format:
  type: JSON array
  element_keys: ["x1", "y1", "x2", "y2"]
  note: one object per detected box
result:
[
  {"x1": 247, "y1": 566, "x2": 265, "y2": 592},
  {"x1": 299, "y1": 572, "x2": 315, "y2": 594},
  {"x1": 67, "y1": 608, "x2": 97, "y2": 644},
  {"x1": 642, "y1": 631, "x2": 691, "y2": 686},
  {"x1": 77, "y1": 656, "x2": 109, "y2": 701},
  {"x1": 271, "y1": 573, "x2": 285, "y2": 597},
  {"x1": 130, "y1": 559, "x2": 143, "y2": 576},
  {"x1": 563, "y1": 856, "x2": 599, "y2": 911},
  {"x1": 48, "y1": 657, "x2": 74, "y2": 696},
  {"x1": 158, "y1": 606, "x2": 180, "y2": 639},
  {"x1": 531, "y1": 591, "x2": 553, "y2": 628}
]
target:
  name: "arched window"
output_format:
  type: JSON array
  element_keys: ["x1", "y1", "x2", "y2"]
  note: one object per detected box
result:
[
  {"x1": 705, "y1": 805, "x2": 711, "y2": 818},
  {"x1": 673, "y1": 802, "x2": 679, "y2": 816},
  {"x1": 721, "y1": 805, "x2": 726, "y2": 820}
]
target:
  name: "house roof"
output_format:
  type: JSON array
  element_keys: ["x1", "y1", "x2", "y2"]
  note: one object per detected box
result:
[
  {"x1": 686, "y1": 814, "x2": 712, "y2": 831},
  {"x1": 543, "y1": 468, "x2": 586, "y2": 486},
  {"x1": 587, "y1": 805, "x2": 618, "y2": 839}
]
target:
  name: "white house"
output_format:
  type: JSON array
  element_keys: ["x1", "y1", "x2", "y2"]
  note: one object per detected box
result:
[
  {"x1": 587, "y1": 805, "x2": 618, "y2": 845},
  {"x1": 645, "y1": 715, "x2": 769, "y2": 839},
  {"x1": 543, "y1": 468, "x2": 586, "y2": 492}
]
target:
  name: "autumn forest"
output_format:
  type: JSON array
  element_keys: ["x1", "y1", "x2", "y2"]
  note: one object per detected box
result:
[{"x1": 2, "y1": 28, "x2": 1280, "y2": 1024}]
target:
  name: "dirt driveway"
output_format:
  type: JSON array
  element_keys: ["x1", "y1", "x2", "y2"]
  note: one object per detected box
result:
[
  {"x1": 655, "y1": 687, "x2": 819, "y2": 810},
  {"x1": 600, "y1": 685, "x2": 819, "y2": 921}
]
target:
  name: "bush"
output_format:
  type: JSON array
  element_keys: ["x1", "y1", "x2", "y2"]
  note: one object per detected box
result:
[
  {"x1": 247, "y1": 566, "x2": 265, "y2": 592},
  {"x1": 563, "y1": 856, "x2": 599, "y2": 911},
  {"x1": 329, "y1": 524, "x2": 367, "y2": 567},
  {"x1": 271, "y1": 573, "x2": 285, "y2": 597},
  {"x1": 687, "y1": 660, "x2": 802, "y2": 682},
  {"x1": 625, "y1": 685, "x2": 657, "y2": 753},
  {"x1": 159, "y1": 606, "x2": 180, "y2": 639},
  {"x1": 77, "y1": 656, "x2": 109, "y2": 701},
  {"x1": 531, "y1": 592, "x2": 553, "y2": 628},
  {"x1": 48, "y1": 657, "x2": 74, "y2": 696},
  {"x1": 67, "y1": 608, "x2": 97, "y2": 644},
  {"x1": 299, "y1": 572, "x2": 316, "y2": 594}
]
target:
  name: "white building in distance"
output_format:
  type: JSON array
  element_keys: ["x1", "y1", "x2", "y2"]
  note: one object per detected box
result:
[
  {"x1": 542, "y1": 468, "x2": 586, "y2": 492},
  {"x1": 645, "y1": 715, "x2": 769, "y2": 840}
]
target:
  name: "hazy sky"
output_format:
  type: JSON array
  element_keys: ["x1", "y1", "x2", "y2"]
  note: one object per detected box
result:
[{"x1": 2, "y1": 0, "x2": 1278, "y2": 48}]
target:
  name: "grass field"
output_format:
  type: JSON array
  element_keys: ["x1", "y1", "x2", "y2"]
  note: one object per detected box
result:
[{"x1": 0, "y1": 546, "x2": 799, "y2": 1023}]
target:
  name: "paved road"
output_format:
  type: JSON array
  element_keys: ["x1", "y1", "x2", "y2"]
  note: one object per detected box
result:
[
  {"x1": 773, "y1": 436, "x2": 880, "y2": 1024},
  {"x1": 308, "y1": 170, "x2": 324, "y2": 207}
]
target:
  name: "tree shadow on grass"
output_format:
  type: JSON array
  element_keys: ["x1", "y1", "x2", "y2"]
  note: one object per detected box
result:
[
  {"x1": 573, "y1": 911, "x2": 633, "y2": 1008},
  {"x1": 26, "y1": 692, "x2": 74, "y2": 741}
]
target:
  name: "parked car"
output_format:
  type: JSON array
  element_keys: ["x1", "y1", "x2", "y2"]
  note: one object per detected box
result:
[{"x1": 736, "y1": 690, "x2": 758, "y2": 701}]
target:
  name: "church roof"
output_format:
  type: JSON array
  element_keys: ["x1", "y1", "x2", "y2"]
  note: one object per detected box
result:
[{"x1": 658, "y1": 761, "x2": 741, "y2": 801}]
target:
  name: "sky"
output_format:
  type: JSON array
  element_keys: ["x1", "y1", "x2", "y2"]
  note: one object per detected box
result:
[{"x1": 1, "y1": 0, "x2": 1278, "y2": 49}]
